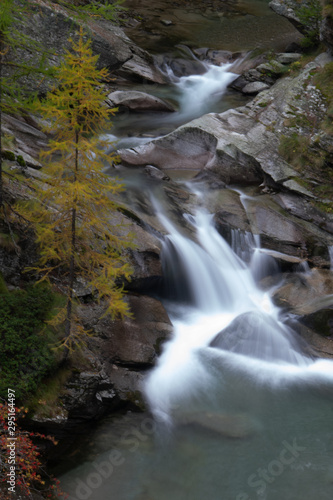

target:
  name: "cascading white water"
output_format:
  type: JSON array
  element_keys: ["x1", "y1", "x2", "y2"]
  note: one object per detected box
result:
[
  {"x1": 144, "y1": 211, "x2": 333, "y2": 425},
  {"x1": 172, "y1": 63, "x2": 238, "y2": 121},
  {"x1": 106, "y1": 61, "x2": 241, "y2": 148}
]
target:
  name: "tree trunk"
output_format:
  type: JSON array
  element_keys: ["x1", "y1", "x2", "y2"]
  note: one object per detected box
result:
[{"x1": 63, "y1": 131, "x2": 79, "y2": 359}]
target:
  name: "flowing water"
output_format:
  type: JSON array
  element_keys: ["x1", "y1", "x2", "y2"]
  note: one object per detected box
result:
[
  {"x1": 56, "y1": 4, "x2": 333, "y2": 499},
  {"x1": 58, "y1": 207, "x2": 333, "y2": 500},
  {"x1": 109, "y1": 60, "x2": 245, "y2": 142}
]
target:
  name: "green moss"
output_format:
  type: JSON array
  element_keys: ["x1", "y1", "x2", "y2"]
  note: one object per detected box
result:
[
  {"x1": 2, "y1": 150, "x2": 15, "y2": 161},
  {"x1": 279, "y1": 133, "x2": 313, "y2": 170},
  {"x1": 16, "y1": 154, "x2": 26, "y2": 167}
]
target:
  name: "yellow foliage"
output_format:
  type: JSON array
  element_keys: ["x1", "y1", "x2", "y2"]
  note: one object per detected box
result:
[{"x1": 18, "y1": 27, "x2": 134, "y2": 353}]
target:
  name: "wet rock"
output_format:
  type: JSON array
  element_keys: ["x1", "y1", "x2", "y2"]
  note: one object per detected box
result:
[
  {"x1": 292, "y1": 323, "x2": 333, "y2": 359},
  {"x1": 210, "y1": 310, "x2": 308, "y2": 363},
  {"x1": 272, "y1": 271, "x2": 333, "y2": 309},
  {"x1": 119, "y1": 127, "x2": 218, "y2": 170},
  {"x1": 144, "y1": 165, "x2": 171, "y2": 181},
  {"x1": 299, "y1": 307, "x2": 333, "y2": 338},
  {"x1": 273, "y1": 269, "x2": 333, "y2": 344},
  {"x1": 106, "y1": 90, "x2": 175, "y2": 112},
  {"x1": 205, "y1": 49, "x2": 236, "y2": 65},
  {"x1": 271, "y1": 270, "x2": 333, "y2": 342},
  {"x1": 230, "y1": 75, "x2": 250, "y2": 92},
  {"x1": 242, "y1": 82, "x2": 270, "y2": 95},
  {"x1": 155, "y1": 53, "x2": 207, "y2": 77},
  {"x1": 160, "y1": 19, "x2": 173, "y2": 26},
  {"x1": 106, "y1": 365, "x2": 146, "y2": 409},
  {"x1": 62, "y1": 370, "x2": 119, "y2": 421},
  {"x1": 213, "y1": 190, "x2": 251, "y2": 235}
]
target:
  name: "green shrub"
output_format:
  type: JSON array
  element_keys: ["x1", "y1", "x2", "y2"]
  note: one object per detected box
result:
[{"x1": 0, "y1": 284, "x2": 56, "y2": 401}]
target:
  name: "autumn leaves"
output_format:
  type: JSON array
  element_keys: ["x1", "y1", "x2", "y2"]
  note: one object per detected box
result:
[{"x1": 19, "y1": 28, "x2": 134, "y2": 354}]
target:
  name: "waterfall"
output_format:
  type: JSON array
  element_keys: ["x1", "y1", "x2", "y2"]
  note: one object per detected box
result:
[
  {"x1": 144, "y1": 211, "x2": 333, "y2": 424},
  {"x1": 173, "y1": 63, "x2": 238, "y2": 121},
  {"x1": 106, "y1": 61, "x2": 240, "y2": 148}
]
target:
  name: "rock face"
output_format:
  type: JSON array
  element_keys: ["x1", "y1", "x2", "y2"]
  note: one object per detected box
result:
[
  {"x1": 7, "y1": 0, "x2": 165, "y2": 94},
  {"x1": 29, "y1": 294, "x2": 172, "y2": 437},
  {"x1": 119, "y1": 127, "x2": 219, "y2": 171},
  {"x1": 1, "y1": 113, "x2": 47, "y2": 169},
  {"x1": 78, "y1": 295, "x2": 173, "y2": 367}
]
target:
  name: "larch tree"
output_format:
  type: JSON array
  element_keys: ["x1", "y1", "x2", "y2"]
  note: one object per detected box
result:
[{"x1": 21, "y1": 27, "x2": 133, "y2": 354}]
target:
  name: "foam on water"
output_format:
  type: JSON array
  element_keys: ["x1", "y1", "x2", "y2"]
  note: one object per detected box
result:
[{"x1": 145, "y1": 210, "x2": 333, "y2": 421}]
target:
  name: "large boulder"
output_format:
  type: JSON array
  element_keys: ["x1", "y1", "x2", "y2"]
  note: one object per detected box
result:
[
  {"x1": 106, "y1": 90, "x2": 175, "y2": 112},
  {"x1": 209, "y1": 310, "x2": 310, "y2": 363},
  {"x1": 270, "y1": 269, "x2": 333, "y2": 357},
  {"x1": 119, "y1": 127, "x2": 218, "y2": 170}
]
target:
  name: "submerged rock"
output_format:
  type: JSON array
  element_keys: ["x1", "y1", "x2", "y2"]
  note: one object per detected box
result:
[{"x1": 177, "y1": 411, "x2": 258, "y2": 439}]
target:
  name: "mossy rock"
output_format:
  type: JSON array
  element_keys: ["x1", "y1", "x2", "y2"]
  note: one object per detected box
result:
[
  {"x1": 16, "y1": 155, "x2": 26, "y2": 167},
  {"x1": 2, "y1": 150, "x2": 15, "y2": 161}
]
